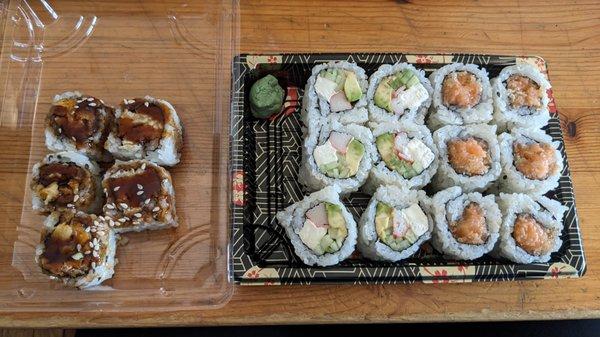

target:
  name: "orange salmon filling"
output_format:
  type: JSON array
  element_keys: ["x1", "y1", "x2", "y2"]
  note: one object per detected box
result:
[
  {"x1": 514, "y1": 142, "x2": 557, "y2": 180},
  {"x1": 506, "y1": 75, "x2": 542, "y2": 109},
  {"x1": 450, "y1": 202, "x2": 488, "y2": 245},
  {"x1": 442, "y1": 71, "x2": 482, "y2": 109},
  {"x1": 512, "y1": 213, "x2": 553, "y2": 256},
  {"x1": 447, "y1": 138, "x2": 491, "y2": 176}
]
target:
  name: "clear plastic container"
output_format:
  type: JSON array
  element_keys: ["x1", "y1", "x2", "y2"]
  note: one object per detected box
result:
[{"x1": 1, "y1": 0, "x2": 237, "y2": 311}]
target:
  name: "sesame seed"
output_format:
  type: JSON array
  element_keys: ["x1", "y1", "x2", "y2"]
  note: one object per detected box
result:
[
  {"x1": 103, "y1": 188, "x2": 107, "y2": 194},
  {"x1": 137, "y1": 184, "x2": 143, "y2": 190},
  {"x1": 66, "y1": 203, "x2": 74, "y2": 208},
  {"x1": 87, "y1": 97, "x2": 94, "y2": 102},
  {"x1": 93, "y1": 220, "x2": 99, "y2": 226},
  {"x1": 77, "y1": 99, "x2": 83, "y2": 103},
  {"x1": 84, "y1": 250, "x2": 91, "y2": 255},
  {"x1": 58, "y1": 128, "x2": 62, "y2": 134},
  {"x1": 134, "y1": 213, "x2": 142, "y2": 218},
  {"x1": 98, "y1": 231, "x2": 105, "y2": 236},
  {"x1": 74, "y1": 105, "x2": 79, "y2": 109},
  {"x1": 85, "y1": 227, "x2": 91, "y2": 233},
  {"x1": 136, "y1": 190, "x2": 144, "y2": 196},
  {"x1": 113, "y1": 186, "x2": 120, "y2": 191},
  {"x1": 73, "y1": 194, "x2": 79, "y2": 202},
  {"x1": 141, "y1": 163, "x2": 146, "y2": 170},
  {"x1": 144, "y1": 101, "x2": 149, "y2": 107},
  {"x1": 91, "y1": 262, "x2": 97, "y2": 268},
  {"x1": 89, "y1": 242, "x2": 94, "y2": 248},
  {"x1": 152, "y1": 207, "x2": 160, "y2": 212},
  {"x1": 106, "y1": 204, "x2": 115, "y2": 209},
  {"x1": 118, "y1": 217, "x2": 127, "y2": 222},
  {"x1": 91, "y1": 227, "x2": 97, "y2": 233},
  {"x1": 89, "y1": 102, "x2": 97, "y2": 107},
  {"x1": 108, "y1": 219, "x2": 114, "y2": 227},
  {"x1": 144, "y1": 199, "x2": 151, "y2": 205},
  {"x1": 123, "y1": 99, "x2": 128, "y2": 104},
  {"x1": 120, "y1": 203, "x2": 128, "y2": 209},
  {"x1": 76, "y1": 244, "x2": 81, "y2": 251}
]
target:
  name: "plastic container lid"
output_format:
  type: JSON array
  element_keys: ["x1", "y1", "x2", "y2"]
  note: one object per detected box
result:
[{"x1": 2, "y1": 0, "x2": 237, "y2": 311}]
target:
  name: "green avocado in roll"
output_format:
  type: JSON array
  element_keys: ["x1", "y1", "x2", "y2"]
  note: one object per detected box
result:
[{"x1": 249, "y1": 74, "x2": 285, "y2": 118}]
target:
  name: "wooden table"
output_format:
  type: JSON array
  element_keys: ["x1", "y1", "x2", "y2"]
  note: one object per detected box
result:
[{"x1": 1, "y1": 0, "x2": 599, "y2": 328}]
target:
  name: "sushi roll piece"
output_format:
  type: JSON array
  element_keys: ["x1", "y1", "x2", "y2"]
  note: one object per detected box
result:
[
  {"x1": 432, "y1": 124, "x2": 501, "y2": 192},
  {"x1": 105, "y1": 96, "x2": 183, "y2": 166},
  {"x1": 302, "y1": 61, "x2": 368, "y2": 132},
  {"x1": 431, "y1": 186, "x2": 502, "y2": 260},
  {"x1": 102, "y1": 160, "x2": 177, "y2": 233},
  {"x1": 367, "y1": 63, "x2": 433, "y2": 125},
  {"x1": 498, "y1": 128, "x2": 563, "y2": 195},
  {"x1": 30, "y1": 151, "x2": 103, "y2": 214},
  {"x1": 492, "y1": 63, "x2": 551, "y2": 131},
  {"x1": 45, "y1": 91, "x2": 114, "y2": 162},
  {"x1": 427, "y1": 63, "x2": 493, "y2": 130},
  {"x1": 358, "y1": 185, "x2": 433, "y2": 262},
  {"x1": 362, "y1": 121, "x2": 438, "y2": 194},
  {"x1": 495, "y1": 193, "x2": 567, "y2": 263},
  {"x1": 35, "y1": 211, "x2": 117, "y2": 289},
  {"x1": 276, "y1": 185, "x2": 357, "y2": 266},
  {"x1": 298, "y1": 119, "x2": 376, "y2": 194}
]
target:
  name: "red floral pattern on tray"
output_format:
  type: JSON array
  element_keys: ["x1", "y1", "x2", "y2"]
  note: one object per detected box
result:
[
  {"x1": 232, "y1": 170, "x2": 244, "y2": 206},
  {"x1": 420, "y1": 265, "x2": 475, "y2": 283}
]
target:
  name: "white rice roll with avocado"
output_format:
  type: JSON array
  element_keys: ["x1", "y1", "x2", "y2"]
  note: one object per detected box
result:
[
  {"x1": 301, "y1": 61, "x2": 368, "y2": 133},
  {"x1": 498, "y1": 128, "x2": 563, "y2": 196},
  {"x1": 431, "y1": 186, "x2": 501, "y2": 260},
  {"x1": 35, "y1": 211, "x2": 117, "y2": 289},
  {"x1": 492, "y1": 63, "x2": 551, "y2": 131},
  {"x1": 367, "y1": 63, "x2": 433, "y2": 125},
  {"x1": 276, "y1": 185, "x2": 357, "y2": 266},
  {"x1": 362, "y1": 122, "x2": 438, "y2": 194},
  {"x1": 495, "y1": 193, "x2": 567, "y2": 263},
  {"x1": 358, "y1": 185, "x2": 433, "y2": 262},
  {"x1": 30, "y1": 151, "x2": 103, "y2": 214},
  {"x1": 427, "y1": 63, "x2": 493, "y2": 130},
  {"x1": 298, "y1": 119, "x2": 376, "y2": 194},
  {"x1": 432, "y1": 124, "x2": 501, "y2": 192}
]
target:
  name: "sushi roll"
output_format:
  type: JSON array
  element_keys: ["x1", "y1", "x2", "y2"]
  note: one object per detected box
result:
[
  {"x1": 367, "y1": 63, "x2": 433, "y2": 125},
  {"x1": 105, "y1": 96, "x2": 183, "y2": 166},
  {"x1": 496, "y1": 193, "x2": 567, "y2": 263},
  {"x1": 427, "y1": 63, "x2": 493, "y2": 130},
  {"x1": 45, "y1": 91, "x2": 114, "y2": 162},
  {"x1": 30, "y1": 151, "x2": 103, "y2": 214},
  {"x1": 362, "y1": 121, "x2": 438, "y2": 194},
  {"x1": 276, "y1": 185, "x2": 357, "y2": 266},
  {"x1": 431, "y1": 186, "x2": 502, "y2": 260},
  {"x1": 102, "y1": 160, "x2": 177, "y2": 233},
  {"x1": 432, "y1": 124, "x2": 501, "y2": 192},
  {"x1": 35, "y1": 211, "x2": 117, "y2": 289},
  {"x1": 298, "y1": 119, "x2": 376, "y2": 194},
  {"x1": 492, "y1": 63, "x2": 551, "y2": 131},
  {"x1": 358, "y1": 185, "x2": 433, "y2": 262},
  {"x1": 302, "y1": 61, "x2": 368, "y2": 132},
  {"x1": 498, "y1": 128, "x2": 563, "y2": 195}
]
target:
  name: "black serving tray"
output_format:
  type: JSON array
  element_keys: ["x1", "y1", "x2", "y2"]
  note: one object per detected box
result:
[{"x1": 230, "y1": 53, "x2": 585, "y2": 285}]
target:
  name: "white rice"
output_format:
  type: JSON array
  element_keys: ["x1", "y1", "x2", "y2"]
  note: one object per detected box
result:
[{"x1": 275, "y1": 185, "x2": 357, "y2": 266}]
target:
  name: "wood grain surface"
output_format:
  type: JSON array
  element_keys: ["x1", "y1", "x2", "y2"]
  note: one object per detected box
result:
[{"x1": 0, "y1": 0, "x2": 599, "y2": 328}]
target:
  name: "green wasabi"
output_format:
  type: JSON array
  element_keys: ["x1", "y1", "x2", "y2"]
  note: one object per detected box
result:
[{"x1": 249, "y1": 74, "x2": 285, "y2": 119}]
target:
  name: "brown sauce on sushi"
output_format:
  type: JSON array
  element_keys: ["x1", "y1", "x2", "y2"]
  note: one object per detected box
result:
[
  {"x1": 447, "y1": 137, "x2": 491, "y2": 176},
  {"x1": 449, "y1": 202, "x2": 488, "y2": 245},
  {"x1": 37, "y1": 163, "x2": 86, "y2": 205},
  {"x1": 40, "y1": 215, "x2": 93, "y2": 277},
  {"x1": 106, "y1": 167, "x2": 162, "y2": 207},
  {"x1": 49, "y1": 97, "x2": 108, "y2": 144},
  {"x1": 117, "y1": 99, "x2": 165, "y2": 143},
  {"x1": 513, "y1": 141, "x2": 557, "y2": 180},
  {"x1": 512, "y1": 213, "x2": 553, "y2": 256},
  {"x1": 506, "y1": 75, "x2": 542, "y2": 109},
  {"x1": 442, "y1": 71, "x2": 482, "y2": 109}
]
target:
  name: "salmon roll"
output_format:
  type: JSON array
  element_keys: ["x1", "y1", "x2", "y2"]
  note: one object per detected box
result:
[
  {"x1": 358, "y1": 185, "x2": 433, "y2": 262},
  {"x1": 431, "y1": 187, "x2": 501, "y2": 260},
  {"x1": 105, "y1": 96, "x2": 183, "y2": 166},
  {"x1": 498, "y1": 128, "x2": 563, "y2": 195},
  {"x1": 433, "y1": 124, "x2": 501, "y2": 192},
  {"x1": 367, "y1": 63, "x2": 433, "y2": 125},
  {"x1": 276, "y1": 186, "x2": 357, "y2": 266},
  {"x1": 35, "y1": 211, "x2": 117, "y2": 289},
  {"x1": 302, "y1": 61, "x2": 368, "y2": 133},
  {"x1": 362, "y1": 121, "x2": 438, "y2": 194},
  {"x1": 492, "y1": 64, "x2": 551, "y2": 131},
  {"x1": 427, "y1": 63, "x2": 493, "y2": 130},
  {"x1": 30, "y1": 151, "x2": 103, "y2": 214},
  {"x1": 45, "y1": 91, "x2": 114, "y2": 162},
  {"x1": 102, "y1": 160, "x2": 177, "y2": 233},
  {"x1": 298, "y1": 119, "x2": 376, "y2": 194},
  {"x1": 496, "y1": 193, "x2": 567, "y2": 263}
]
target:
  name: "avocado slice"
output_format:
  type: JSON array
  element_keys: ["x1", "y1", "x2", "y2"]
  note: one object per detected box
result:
[
  {"x1": 375, "y1": 202, "x2": 393, "y2": 240},
  {"x1": 344, "y1": 139, "x2": 365, "y2": 177},
  {"x1": 319, "y1": 161, "x2": 338, "y2": 173},
  {"x1": 376, "y1": 133, "x2": 395, "y2": 163},
  {"x1": 375, "y1": 133, "x2": 419, "y2": 179},
  {"x1": 344, "y1": 72, "x2": 362, "y2": 102},
  {"x1": 320, "y1": 235, "x2": 335, "y2": 252},
  {"x1": 406, "y1": 75, "x2": 420, "y2": 88},
  {"x1": 398, "y1": 69, "x2": 414, "y2": 86},
  {"x1": 374, "y1": 82, "x2": 394, "y2": 112},
  {"x1": 320, "y1": 69, "x2": 346, "y2": 91},
  {"x1": 325, "y1": 202, "x2": 348, "y2": 243}
]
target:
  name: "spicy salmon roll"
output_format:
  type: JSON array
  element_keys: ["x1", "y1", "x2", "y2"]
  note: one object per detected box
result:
[
  {"x1": 495, "y1": 193, "x2": 567, "y2": 263},
  {"x1": 102, "y1": 160, "x2": 177, "y2": 233},
  {"x1": 427, "y1": 63, "x2": 493, "y2": 130},
  {"x1": 30, "y1": 151, "x2": 103, "y2": 214},
  {"x1": 276, "y1": 186, "x2": 357, "y2": 266},
  {"x1": 367, "y1": 63, "x2": 433, "y2": 125},
  {"x1": 302, "y1": 61, "x2": 368, "y2": 132},
  {"x1": 358, "y1": 185, "x2": 433, "y2": 262},
  {"x1": 498, "y1": 128, "x2": 563, "y2": 195},
  {"x1": 431, "y1": 186, "x2": 502, "y2": 260},
  {"x1": 35, "y1": 211, "x2": 117, "y2": 289},
  {"x1": 104, "y1": 96, "x2": 183, "y2": 166},
  {"x1": 432, "y1": 124, "x2": 501, "y2": 192},
  {"x1": 45, "y1": 91, "x2": 114, "y2": 162},
  {"x1": 298, "y1": 119, "x2": 375, "y2": 194},
  {"x1": 492, "y1": 63, "x2": 551, "y2": 131},
  {"x1": 362, "y1": 121, "x2": 437, "y2": 194}
]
